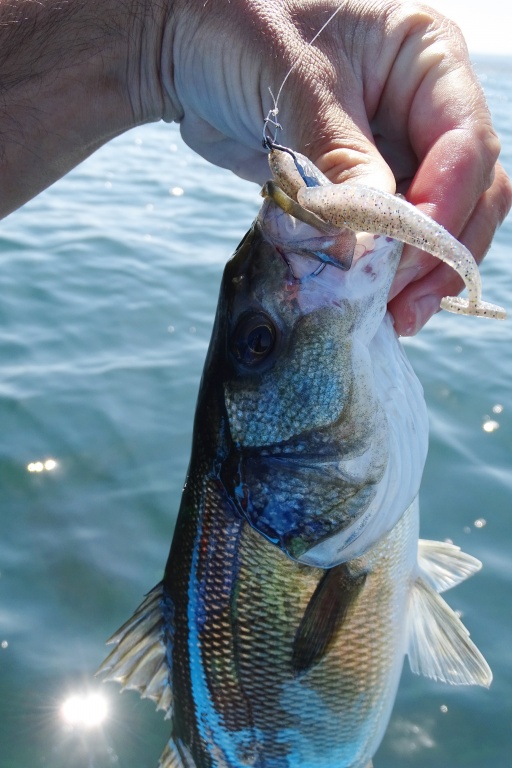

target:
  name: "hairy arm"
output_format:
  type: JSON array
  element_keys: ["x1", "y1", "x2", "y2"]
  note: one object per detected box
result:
[{"x1": 0, "y1": 0, "x2": 178, "y2": 218}]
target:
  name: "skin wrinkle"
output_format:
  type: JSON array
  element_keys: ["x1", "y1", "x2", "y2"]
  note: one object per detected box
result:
[
  {"x1": 376, "y1": 37, "x2": 438, "y2": 156},
  {"x1": 372, "y1": 7, "x2": 479, "y2": 165},
  {"x1": 268, "y1": 44, "x2": 335, "y2": 147},
  {"x1": 174, "y1": 10, "x2": 263, "y2": 144},
  {"x1": 136, "y1": 1, "x2": 167, "y2": 123},
  {"x1": 405, "y1": 47, "x2": 498, "y2": 162}
]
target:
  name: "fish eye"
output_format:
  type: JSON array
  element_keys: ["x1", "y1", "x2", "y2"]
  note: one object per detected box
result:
[{"x1": 231, "y1": 312, "x2": 277, "y2": 367}]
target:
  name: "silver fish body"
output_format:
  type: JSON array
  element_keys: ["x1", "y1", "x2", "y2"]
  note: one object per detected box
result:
[{"x1": 98, "y1": 149, "x2": 493, "y2": 767}]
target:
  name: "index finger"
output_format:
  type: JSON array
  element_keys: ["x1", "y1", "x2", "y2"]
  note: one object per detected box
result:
[
  {"x1": 389, "y1": 160, "x2": 512, "y2": 335},
  {"x1": 379, "y1": 11, "x2": 511, "y2": 329},
  {"x1": 390, "y1": 123, "x2": 501, "y2": 298}
]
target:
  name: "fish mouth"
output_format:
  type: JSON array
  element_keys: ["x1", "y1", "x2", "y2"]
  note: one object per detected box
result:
[
  {"x1": 257, "y1": 197, "x2": 404, "y2": 317},
  {"x1": 258, "y1": 194, "x2": 357, "y2": 273}
]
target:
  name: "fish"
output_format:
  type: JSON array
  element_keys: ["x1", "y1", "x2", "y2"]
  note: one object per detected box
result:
[{"x1": 97, "y1": 146, "x2": 504, "y2": 768}]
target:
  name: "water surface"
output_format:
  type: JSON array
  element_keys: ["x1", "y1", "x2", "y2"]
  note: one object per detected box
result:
[{"x1": 0, "y1": 55, "x2": 511, "y2": 768}]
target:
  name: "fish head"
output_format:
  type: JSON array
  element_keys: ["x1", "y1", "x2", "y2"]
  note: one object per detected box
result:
[{"x1": 197, "y1": 165, "x2": 428, "y2": 567}]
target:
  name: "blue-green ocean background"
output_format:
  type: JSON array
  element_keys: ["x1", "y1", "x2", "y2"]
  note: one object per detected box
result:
[{"x1": 1, "y1": 55, "x2": 511, "y2": 767}]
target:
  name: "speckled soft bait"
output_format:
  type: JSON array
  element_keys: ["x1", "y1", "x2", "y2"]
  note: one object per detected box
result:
[{"x1": 97, "y1": 150, "x2": 493, "y2": 768}]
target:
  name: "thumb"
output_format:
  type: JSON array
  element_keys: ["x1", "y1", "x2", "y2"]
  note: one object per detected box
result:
[{"x1": 304, "y1": 114, "x2": 397, "y2": 193}]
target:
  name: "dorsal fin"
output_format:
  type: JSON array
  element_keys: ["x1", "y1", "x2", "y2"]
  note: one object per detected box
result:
[
  {"x1": 96, "y1": 582, "x2": 174, "y2": 717},
  {"x1": 407, "y1": 576, "x2": 492, "y2": 687},
  {"x1": 292, "y1": 563, "x2": 367, "y2": 674},
  {"x1": 159, "y1": 740, "x2": 186, "y2": 768},
  {"x1": 418, "y1": 539, "x2": 482, "y2": 593}
]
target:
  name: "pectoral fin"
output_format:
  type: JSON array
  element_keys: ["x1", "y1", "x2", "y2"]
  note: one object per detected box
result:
[
  {"x1": 418, "y1": 539, "x2": 482, "y2": 593},
  {"x1": 292, "y1": 564, "x2": 367, "y2": 674},
  {"x1": 407, "y1": 576, "x2": 492, "y2": 687},
  {"x1": 96, "y1": 582, "x2": 174, "y2": 717}
]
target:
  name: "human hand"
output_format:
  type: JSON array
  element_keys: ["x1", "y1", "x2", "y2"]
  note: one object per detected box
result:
[
  {"x1": 1, "y1": 0, "x2": 509, "y2": 333},
  {"x1": 165, "y1": 0, "x2": 512, "y2": 335}
]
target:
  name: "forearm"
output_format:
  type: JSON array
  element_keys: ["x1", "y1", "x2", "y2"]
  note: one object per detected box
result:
[{"x1": 0, "y1": 0, "x2": 178, "y2": 218}]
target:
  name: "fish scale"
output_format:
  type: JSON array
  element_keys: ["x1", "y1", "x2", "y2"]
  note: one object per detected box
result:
[{"x1": 156, "y1": 472, "x2": 417, "y2": 767}]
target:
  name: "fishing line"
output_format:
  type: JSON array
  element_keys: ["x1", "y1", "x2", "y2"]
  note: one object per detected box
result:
[{"x1": 262, "y1": 2, "x2": 344, "y2": 149}]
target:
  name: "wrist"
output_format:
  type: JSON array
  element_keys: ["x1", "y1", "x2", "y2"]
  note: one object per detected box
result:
[{"x1": 132, "y1": 0, "x2": 182, "y2": 125}]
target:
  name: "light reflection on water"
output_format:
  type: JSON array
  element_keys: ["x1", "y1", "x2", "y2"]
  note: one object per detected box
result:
[
  {"x1": 384, "y1": 717, "x2": 436, "y2": 756},
  {"x1": 60, "y1": 691, "x2": 109, "y2": 728},
  {"x1": 27, "y1": 458, "x2": 58, "y2": 473},
  {"x1": 53, "y1": 702, "x2": 119, "y2": 767}
]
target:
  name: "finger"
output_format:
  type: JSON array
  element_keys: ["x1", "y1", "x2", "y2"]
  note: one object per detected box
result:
[
  {"x1": 311, "y1": 126, "x2": 397, "y2": 193},
  {"x1": 389, "y1": 163, "x2": 512, "y2": 335},
  {"x1": 273, "y1": 20, "x2": 397, "y2": 193},
  {"x1": 284, "y1": 86, "x2": 398, "y2": 193},
  {"x1": 388, "y1": 122, "x2": 505, "y2": 301}
]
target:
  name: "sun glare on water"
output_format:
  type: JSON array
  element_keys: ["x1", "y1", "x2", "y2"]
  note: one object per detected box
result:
[
  {"x1": 50, "y1": 688, "x2": 120, "y2": 764},
  {"x1": 60, "y1": 691, "x2": 109, "y2": 728},
  {"x1": 27, "y1": 458, "x2": 58, "y2": 473}
]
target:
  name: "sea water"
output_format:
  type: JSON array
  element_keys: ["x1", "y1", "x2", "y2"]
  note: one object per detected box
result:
[{"x1": 0, "y1": 55, "x2": 511, "y2": 767}]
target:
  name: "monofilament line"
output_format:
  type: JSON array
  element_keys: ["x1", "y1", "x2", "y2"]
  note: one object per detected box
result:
[{"x1": 272, "y1": 3, "x2": 345, "y2": 116}]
